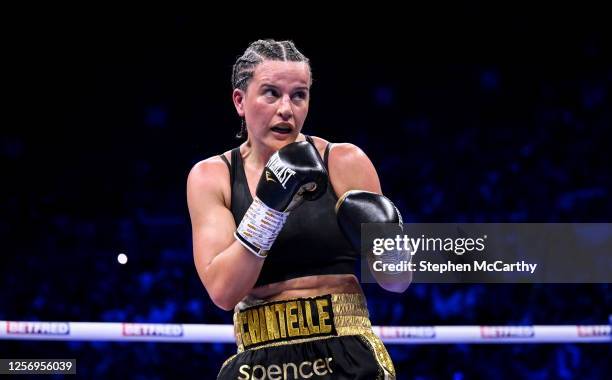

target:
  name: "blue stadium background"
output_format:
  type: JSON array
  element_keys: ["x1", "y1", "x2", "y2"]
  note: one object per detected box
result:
[{"x1": 1, "y1": 13, "x2": 610, "y2": 379}]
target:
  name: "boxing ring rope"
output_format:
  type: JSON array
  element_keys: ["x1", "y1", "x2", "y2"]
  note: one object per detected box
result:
[{"x1": 1, "y1": 321, "x2": 610, "y2": 344}]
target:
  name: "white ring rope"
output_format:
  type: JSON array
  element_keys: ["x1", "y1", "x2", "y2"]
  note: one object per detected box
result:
[{"x1": 1, "y1": 321, "x2": 610, "y2": 344}]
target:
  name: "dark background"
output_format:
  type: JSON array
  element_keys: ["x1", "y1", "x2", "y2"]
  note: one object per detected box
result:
[{"x1": 1, "y1": 12, "x2": 611, "y2": 379}]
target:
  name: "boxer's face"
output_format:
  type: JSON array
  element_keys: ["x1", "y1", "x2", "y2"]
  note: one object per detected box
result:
[{"x1": 233, "y1": 60, "x2": 311, "y2": 151}]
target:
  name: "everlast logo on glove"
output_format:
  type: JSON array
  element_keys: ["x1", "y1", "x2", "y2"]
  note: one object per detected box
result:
[{"x1": 266, "y1": 152, "x2": 296, "y2": 189}]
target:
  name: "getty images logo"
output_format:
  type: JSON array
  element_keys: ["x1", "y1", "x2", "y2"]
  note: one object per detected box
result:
[{"x1": 266, "y1": 152, "x2": 296, "y2": 189}]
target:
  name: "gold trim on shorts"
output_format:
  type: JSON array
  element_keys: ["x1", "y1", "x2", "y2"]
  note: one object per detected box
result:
[{"x1": 232, "y1": 293, "x2": 395, "y2": 378}]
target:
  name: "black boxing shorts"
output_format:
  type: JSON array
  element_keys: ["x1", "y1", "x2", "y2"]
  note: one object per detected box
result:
[{"x1": 217, "y1": 293, "x2": 395, "y2": 380}]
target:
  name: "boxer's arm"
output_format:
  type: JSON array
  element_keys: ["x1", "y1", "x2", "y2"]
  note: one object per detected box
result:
[
  {"x1": 329, "y1": 143, "x2": 412, "y2": 293},
  {"x1": 187, "y1": 158, "x2": 264, "y2": 311}
]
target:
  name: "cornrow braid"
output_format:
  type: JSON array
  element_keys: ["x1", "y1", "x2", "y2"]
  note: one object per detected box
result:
[{"x1": 232, "y1": 39, "x2": 310, "y2": 138}]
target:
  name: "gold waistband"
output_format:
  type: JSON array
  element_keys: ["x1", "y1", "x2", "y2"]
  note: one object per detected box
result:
[{"x1": 233, "y1": 293, "x2": 372, "y2": 352}]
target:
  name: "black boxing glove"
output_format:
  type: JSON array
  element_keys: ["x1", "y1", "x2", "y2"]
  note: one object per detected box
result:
[
  {"x1": 336, "y1": 190, "x2": 409, "y2": 274},
  {"x1": 235, "y1": 141, "x2": 327, "y2": 258}
]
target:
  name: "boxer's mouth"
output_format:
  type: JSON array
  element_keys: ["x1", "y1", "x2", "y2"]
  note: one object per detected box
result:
[{"x1": 271, "y1": 123, "x2": 293, "y2": 134}]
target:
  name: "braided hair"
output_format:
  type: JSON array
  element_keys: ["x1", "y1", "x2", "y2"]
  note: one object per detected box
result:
[{"x1": 232, "y1": 40, "x2": 310, "y2": 138}]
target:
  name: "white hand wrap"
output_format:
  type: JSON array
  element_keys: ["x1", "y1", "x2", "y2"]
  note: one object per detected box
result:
[{"x1": 234, "y1": 197, "x2": 289, "y2": 258}]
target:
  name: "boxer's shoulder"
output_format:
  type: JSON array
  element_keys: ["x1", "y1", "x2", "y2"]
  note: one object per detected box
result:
[
  {"x1": 187, "y1": 153, "x2": 232, "y2": 208},
  {"x1": 328, "y1": 143, "x2": 370, "y2": 170},
  {"x1": 304, "y1": 135, "x2": 329, "y2": 159},
  {"x1": 307, "y1": 135, "x2": 367, "y2": 162},
  {"x1": 189, "y1": 154, "x2": 231, "y2": 183},
  {"x1": 326, "y1": 142, "x2": 381, "y2": 197}
]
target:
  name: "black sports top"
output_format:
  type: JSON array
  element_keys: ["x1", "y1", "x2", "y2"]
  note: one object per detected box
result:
[{"x1": 220, "y1": 136, "x2": 357, "y2": 287}]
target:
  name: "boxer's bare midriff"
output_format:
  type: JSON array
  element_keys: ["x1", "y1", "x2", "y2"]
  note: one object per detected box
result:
[{"x1": 248, "y1": 274, "x2": 363, "y2": 302}]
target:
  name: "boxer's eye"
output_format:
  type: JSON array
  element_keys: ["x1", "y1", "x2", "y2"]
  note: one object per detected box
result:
[
  {"x1": 292, "y1": 91, "x2": 308, "y2": 101},
  {"x1": 263, "y1": 88, "x2": 279, "y2": 98}
]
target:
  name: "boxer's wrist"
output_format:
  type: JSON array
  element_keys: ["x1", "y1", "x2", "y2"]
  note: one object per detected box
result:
[{"x1": 235, "y1": 197, "x2": 289, "y2": 258}]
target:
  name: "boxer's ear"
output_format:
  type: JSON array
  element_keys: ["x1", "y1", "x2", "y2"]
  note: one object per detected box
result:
[{"x1": 232, "y1": 89, "x2": 245, "y2": 117}]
